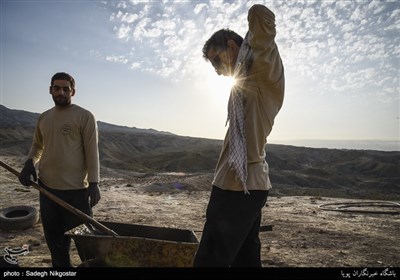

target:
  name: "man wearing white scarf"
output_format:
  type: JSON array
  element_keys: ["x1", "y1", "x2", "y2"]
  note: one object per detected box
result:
[{"x1": 194, "y1": 4, "x2": 285, "y2": 267}]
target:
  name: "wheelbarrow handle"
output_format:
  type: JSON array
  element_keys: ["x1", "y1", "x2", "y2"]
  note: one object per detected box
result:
[{"x1": 0, "y1": 160, "x2": 118, "y2": 237}]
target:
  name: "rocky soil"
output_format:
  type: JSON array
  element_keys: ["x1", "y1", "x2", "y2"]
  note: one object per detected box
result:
[{"x1": 1, "y1": 156, "x2": 399, "y2": 269}]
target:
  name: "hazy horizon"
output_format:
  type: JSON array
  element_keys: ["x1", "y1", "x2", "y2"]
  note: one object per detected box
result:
[
  {"x1": 1, "y1": 103, "x2": 398, "y2": 153},
  {"x1": 269, "y1": 139, "x2": 399, "y2": 152}
]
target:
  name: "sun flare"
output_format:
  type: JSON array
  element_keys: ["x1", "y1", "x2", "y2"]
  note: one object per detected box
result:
[{"x1": 205, "y1": 74, "x2": 237, "y2": 106}]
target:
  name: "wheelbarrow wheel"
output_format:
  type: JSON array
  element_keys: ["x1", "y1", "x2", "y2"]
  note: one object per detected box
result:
[{"x1": 0, "y1": 205, "x2": 39, "y2": 231}]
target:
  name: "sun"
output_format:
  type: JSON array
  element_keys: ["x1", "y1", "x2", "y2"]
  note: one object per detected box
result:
[
  {"x1": 205, "y1": 73, "x2": 237, "y2": 105},
  {"x1": 219, "y1": 76, "x2": 237, "y2": 89}
]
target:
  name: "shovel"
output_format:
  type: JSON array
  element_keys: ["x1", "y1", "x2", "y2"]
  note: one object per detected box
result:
[{"x1": 0, "y1": 160, "x2": 118, "y2": 237}]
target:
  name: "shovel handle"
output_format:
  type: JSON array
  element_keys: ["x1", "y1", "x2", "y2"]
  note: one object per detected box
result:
[{"x1": 0, "y1": 160, "x2": 118, "y2": 237}]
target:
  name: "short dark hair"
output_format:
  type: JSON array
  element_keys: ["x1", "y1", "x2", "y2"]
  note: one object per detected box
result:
[
  {"x1": 51, "y1": 72, "x2": 75, "y2": 89},
  {"x1": 202, "y1": 29, "x2": 243, "y2": 61}
]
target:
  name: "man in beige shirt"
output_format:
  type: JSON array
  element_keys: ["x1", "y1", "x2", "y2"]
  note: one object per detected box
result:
[
  {"x1": 19, "y1": 72, "x2": 100, "y2": 267},
  {"x1": 194, "y1": 4, "x2": 284, "y2": 267}
]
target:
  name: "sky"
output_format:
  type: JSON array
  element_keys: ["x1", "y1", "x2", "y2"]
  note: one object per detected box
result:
[{"x1": 1, "y1": 0, "x2": 399, "y2": 150}]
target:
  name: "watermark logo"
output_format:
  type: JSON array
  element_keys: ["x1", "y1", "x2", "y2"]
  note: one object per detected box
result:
[{"x1": 3, "y1": 245, "x2": 30, "y2": 265}]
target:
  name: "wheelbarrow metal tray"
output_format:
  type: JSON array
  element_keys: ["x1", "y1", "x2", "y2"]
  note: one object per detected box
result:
[{"x1": 66, "y1": 221, "x2": 199, "y2": 267}]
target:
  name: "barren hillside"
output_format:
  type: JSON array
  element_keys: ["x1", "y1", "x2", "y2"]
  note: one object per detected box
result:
[
  {"x1": 1, "y1": 105, "x2": 400, "y2": 272},
  {"x1": 1, "y1": 105, "x2": 399, "y2": 200}
]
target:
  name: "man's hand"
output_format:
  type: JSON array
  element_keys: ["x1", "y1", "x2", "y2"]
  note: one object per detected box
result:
[
  {"x1": 87, "y1": 182, "x2": 101, "y2": 208},
  {"x1": 18, "y1": 159, "x2": 37, "y2": 186}
]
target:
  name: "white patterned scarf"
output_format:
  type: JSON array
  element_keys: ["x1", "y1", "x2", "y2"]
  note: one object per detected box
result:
[{"x1": 226, "y1": 32, "x2": 253, "y2": 194}]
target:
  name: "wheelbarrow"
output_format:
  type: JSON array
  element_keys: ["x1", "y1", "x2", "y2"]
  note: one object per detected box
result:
[
  {"x1": 0, "y1": 160, "x2": 199, "y2": 267},
  {"x1": 66, "y1": 221, "x2": 199, "y2": 267}
]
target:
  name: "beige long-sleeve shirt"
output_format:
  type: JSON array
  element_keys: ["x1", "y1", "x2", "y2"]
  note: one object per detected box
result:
[
  {"x1": 28, "y1": 104, "x2": 99, "y2": 190},
  {"x1": 212, "y1": 4, "x2": 285, "y2": 192}
]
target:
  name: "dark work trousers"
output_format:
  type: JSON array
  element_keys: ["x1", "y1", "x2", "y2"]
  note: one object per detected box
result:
[
  {"x1": 193, "y1": 186, "x2": 268, "y2": 267},
  {"x1": 39, "y1": 180, "x2": 92, "y2": 267}
]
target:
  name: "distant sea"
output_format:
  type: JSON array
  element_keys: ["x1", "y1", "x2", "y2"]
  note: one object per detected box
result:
[{"x1": 270, "y1": 140, "x2": 400, "y2": 152}]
